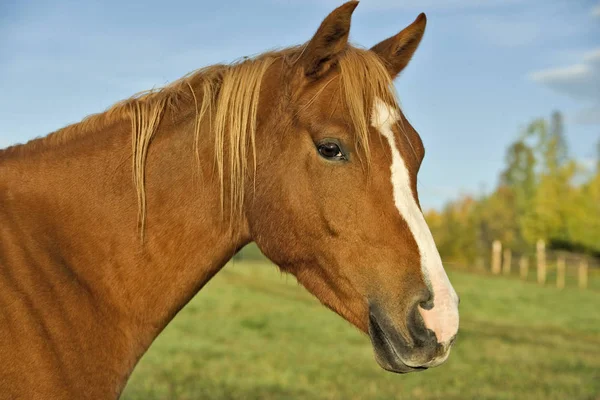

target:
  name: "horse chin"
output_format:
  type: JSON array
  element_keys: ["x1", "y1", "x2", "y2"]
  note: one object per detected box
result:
[{"x1": 372, "y1": 351, "x2": 428, "y2": 374}]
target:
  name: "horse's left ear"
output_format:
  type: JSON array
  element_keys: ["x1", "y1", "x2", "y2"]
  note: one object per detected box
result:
[
  {"x1": 301, "y1": 1, "x2": 359, "y2": 80},
  {"x1": 370, "y1": 13, "x2": 427, "y2": 79}
]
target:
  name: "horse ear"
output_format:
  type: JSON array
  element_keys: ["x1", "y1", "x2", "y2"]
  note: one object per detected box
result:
[
  {"x1": 301, "y1": 1, "x2": 359, "y2": 80},
  {"x1": 370, "y1": 13, "x2": 427, "y2": 79}
]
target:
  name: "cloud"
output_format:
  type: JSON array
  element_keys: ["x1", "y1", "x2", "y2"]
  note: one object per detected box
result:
[
  {"x1": 529, "y1": 48, "x2": 600, "y2": 117},
  {"x1": 592, "y1": 4, "x2": 600, "y2": 18}
]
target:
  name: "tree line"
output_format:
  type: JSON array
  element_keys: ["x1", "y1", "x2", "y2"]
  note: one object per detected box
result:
[{"x1": 425, "y1": 111, "x2": 600, "y2": 266}]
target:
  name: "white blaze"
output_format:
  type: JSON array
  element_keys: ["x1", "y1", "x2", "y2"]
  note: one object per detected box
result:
[{"x1": 371, "y1": 98, "x2": 459, "y2": 345}]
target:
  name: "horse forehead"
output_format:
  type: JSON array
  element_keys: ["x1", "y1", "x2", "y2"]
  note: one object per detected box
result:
[
  {"x1": 371, "y1": 98, "x2": 400, "y2": 129},
  {"x1": 294, "y1": 85, "x2": 345, "y2": 125},
  {"x1": 371, "y1": 100, "x2": 408, "y2": 162},
  {"x1": 371, "y1": 99, "x2": 421, "y2": 174}
]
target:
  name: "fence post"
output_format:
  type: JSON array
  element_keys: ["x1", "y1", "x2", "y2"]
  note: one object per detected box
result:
[
  {"x1": 536, "y1": 239, "x2": 546, "y2": 285},
  {"x1": 502, "y1": 248, "x2": 512, "y2": 276},
  {"x1": 578, "y1": 259, "x2": 588, "y2": 289},
  {"x1": 556, "y1": 256, "x2": 565, "y2": 289},
  {"x1": 519, "y1": 256, "x2": 529, "y2": 280},
  {"x1": 492, "y1": 240, "x2": 502, "y2": 275}
]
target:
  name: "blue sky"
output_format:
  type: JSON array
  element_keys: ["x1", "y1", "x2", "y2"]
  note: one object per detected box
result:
[{"x1": 1, "y1": 0, "x2": 599, "y2": 210}]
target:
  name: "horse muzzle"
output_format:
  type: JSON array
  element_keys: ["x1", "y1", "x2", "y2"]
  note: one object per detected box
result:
[{"x1": 368, "y1": 303, "x2": 456, "y2": 373}]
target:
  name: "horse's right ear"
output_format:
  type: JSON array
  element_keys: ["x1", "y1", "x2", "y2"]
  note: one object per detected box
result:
[{"x1": 301, "y1": 1, "x2": 359, "y2": 80}]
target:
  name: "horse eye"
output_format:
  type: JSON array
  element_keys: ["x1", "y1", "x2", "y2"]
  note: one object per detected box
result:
[{"x1": 317, "y1": 142, "x2": 345, "y2": 160}]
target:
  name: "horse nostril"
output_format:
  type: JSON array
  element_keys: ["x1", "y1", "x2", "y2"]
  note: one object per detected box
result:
[
  {"x1": 416, "y1": 288, "x2": 434, "y2": 310},
  {"x1": 419, "y1": 298, "x2": 434, "y2": 310},
  {"x1": 407, "y1": 304, "x2": 435, "y2": 346}
]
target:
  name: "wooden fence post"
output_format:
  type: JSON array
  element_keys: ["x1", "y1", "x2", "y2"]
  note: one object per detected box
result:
[
  {"x1": 536, "y1": 239, "x2": 546, "y2": 285},
  {"x1": 502, "y1": 248, "x2": 512, "y2": 276},
  {"x1": 492, "y1": 240, "x2": 502, "y2": 275},
  {"x1": 519, "y1": 256, "x2": 529, "y2": 280},
  {"x1": 578, "y1": 259, "x2": 588, "y2": 289},
  {"x1": 556, "y1": 256, "x2": 565, "y2": 289}
]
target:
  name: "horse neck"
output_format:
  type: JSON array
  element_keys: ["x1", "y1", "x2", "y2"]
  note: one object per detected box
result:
[{"x1": 0, "y1": 103, "x2": 250, "y2": 396}]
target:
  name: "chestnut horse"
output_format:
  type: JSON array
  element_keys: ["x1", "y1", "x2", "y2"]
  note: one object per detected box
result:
[{"x1": 0, "y1": 2, "x2": 459, "y2": 398}]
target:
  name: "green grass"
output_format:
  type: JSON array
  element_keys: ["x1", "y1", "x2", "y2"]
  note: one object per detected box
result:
[{"x1": 122, "y1": 262, "x2": 600, "y2": 400}]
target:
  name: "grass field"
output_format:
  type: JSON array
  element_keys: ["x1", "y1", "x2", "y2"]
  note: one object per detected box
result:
[{"x1": 122, "y1": 261, "x2": 600, "y2": 400}]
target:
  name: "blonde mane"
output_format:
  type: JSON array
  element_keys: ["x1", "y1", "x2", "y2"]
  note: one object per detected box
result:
[{"x1": 5, "y1": 45, "x2": 398, "y2": 236}]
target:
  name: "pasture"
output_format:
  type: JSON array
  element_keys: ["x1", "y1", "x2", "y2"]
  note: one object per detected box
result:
[{"x1": 122, "y1": 260, "x2": 600, "y2": 400}]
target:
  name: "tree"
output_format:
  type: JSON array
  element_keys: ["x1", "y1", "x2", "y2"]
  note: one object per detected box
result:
[
  {"x1": 521, "y1": 111, "x2": 573, "y2": 246},
  {"x1": 500, "y1": 139, "x2": 536, "y2": 251},
  {"x1": 566, "y1": 138, "x2": 600, "y2": 254},
  {"x1": 426, "y1": 112, "x2": 600, "y2": 264}
]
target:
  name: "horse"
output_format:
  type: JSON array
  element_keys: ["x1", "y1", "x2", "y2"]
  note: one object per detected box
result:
[{"x1": 0, "y1": 2, "x2": 459, "y2": 398}]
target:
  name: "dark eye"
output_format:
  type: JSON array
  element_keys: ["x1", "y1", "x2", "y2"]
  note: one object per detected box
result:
[{"x1": 317, "y1": 142, "x2": 346, "y2": 161}]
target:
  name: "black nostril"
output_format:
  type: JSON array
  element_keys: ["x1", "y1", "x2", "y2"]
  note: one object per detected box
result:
[
  {"x1": 406, "y1": 305, "x2": 436, "y2": 346},
  {"x1": 419, "y1": 298, "x2": 434, "y2": 310},
  {"x1": 416, "y1": 288, "x2": 434, "y2": 310}
]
